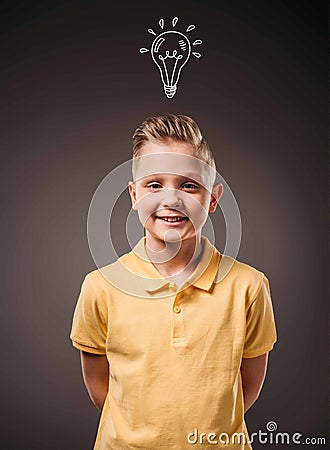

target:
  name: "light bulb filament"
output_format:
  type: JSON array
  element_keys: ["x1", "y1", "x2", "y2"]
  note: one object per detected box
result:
[{"x1": 158, "y1": 52, "x2": 184, "y2": 61}]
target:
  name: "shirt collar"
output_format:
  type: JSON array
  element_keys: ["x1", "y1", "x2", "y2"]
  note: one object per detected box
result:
[{"x1": 128, "y1": 236, "x2": 221, "y2": 294}]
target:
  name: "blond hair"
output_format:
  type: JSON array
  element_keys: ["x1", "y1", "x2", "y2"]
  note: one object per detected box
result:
[{"x1": 132, "y1": 114, "x2": 216, "y2": 172}]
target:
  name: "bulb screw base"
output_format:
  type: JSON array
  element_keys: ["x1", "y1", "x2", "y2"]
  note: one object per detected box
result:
[{"x1": 164, "y1": 84, "x2": 177, "y2": 98}]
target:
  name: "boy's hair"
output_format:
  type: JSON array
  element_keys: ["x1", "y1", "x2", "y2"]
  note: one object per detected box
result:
[{"x1": 132, "y1": 114, "x2": 216, "y2": 172}]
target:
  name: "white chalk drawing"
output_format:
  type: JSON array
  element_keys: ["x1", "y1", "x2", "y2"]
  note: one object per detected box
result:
[{"x1": 140, "y1": 17, "x2": 202, "y2": 98}]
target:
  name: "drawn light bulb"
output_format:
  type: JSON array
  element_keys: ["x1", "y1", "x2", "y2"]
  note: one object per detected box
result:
[
  {"x1": 150, "y1": 31, "x2": 190, "y2": 98},
  {"x1": 140, "y1": 17, "x2": 202, "y2": 98}
]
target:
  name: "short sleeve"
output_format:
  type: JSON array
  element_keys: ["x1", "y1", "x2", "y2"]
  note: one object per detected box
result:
[
  {"x1": 70, "y1": 273, "x2": 108, "y2": 354},
  {"x1": 243, "y1": 275, "x2": 277, "y2": 358}
]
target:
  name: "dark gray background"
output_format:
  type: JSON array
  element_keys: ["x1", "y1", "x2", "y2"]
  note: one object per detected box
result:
[{"x1": 1, "y1": 1, "x2": 328, "y2": 449}]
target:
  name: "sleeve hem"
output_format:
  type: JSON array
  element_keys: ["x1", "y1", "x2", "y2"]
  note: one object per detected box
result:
[
  {"x1": 243, "y1": 341, "x2": 276, "y2": 359},
  {"x1": 71, "y1": 340, "x2": 106, "y2": 355}
]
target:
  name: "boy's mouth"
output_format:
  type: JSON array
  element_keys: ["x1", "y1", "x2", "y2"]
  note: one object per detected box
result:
[{"x1": 154, "y1": 214, "x2": 189, "y2": 223}]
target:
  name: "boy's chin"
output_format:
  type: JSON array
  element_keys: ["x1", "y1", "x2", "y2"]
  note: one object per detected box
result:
[
  {"x1": 148, "y1": 229, "x2": 198, "y2": 244},
  {"x1": 163, "y1": 229, "x2": 183, "y2": 243},
  {"x1": 152, "y1": 230, "x2": 182, "y2": 243}
]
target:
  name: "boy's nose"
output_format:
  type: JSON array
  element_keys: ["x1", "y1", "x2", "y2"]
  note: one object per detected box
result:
[{"x1": 161, "y1": 188, "x2": 183, "y2": 208}]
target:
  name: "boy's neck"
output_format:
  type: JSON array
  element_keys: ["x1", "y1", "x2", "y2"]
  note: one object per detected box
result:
[{"x1": 144, "y1": 233, "x2": 204, "y2": 285}]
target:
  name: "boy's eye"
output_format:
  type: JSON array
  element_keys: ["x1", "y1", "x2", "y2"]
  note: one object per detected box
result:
[
  {"x1": 182, "y1": 182, "x2": 199, "y2": 190},
  {"x1": 147, "y1": 182, "x2": 162, "y2": 189}
]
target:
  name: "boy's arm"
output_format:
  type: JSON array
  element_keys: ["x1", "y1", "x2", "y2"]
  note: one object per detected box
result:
[
  {"x1": 80, "y1": 351, "x2": 110, "y2": 412},
  {"x1": 240, "y1": 352, "x2": 268, "y2": 413}
]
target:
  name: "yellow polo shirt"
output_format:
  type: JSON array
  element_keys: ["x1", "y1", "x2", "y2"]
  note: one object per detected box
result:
[{"x1": 70, "y1": 236, "x2": 277, "y2": 449}]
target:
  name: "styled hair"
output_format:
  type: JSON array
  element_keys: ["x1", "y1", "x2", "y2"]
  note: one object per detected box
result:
[{"x1": 132, "y1": 114, "x2": 216, "y2": 172}]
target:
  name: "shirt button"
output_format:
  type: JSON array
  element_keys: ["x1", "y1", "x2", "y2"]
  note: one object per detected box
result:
[
  {"x1": 168, "y1": 282, "x2": 177, "y2": 291},
  {"x1": 173, "y1": 306, "x2": 181, "y2": 314}
]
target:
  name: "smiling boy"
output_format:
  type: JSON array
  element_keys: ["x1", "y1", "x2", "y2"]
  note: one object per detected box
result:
[{"x1": 70, "y1": 114, "x2": 277, "y2": 449}]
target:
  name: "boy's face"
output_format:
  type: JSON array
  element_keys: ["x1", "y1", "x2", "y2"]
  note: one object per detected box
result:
[{"x1": 128, "y1": 140, "x2": 222, "y2": 246}]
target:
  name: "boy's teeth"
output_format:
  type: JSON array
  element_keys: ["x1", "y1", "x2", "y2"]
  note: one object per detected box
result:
[{"x1": 159, "y1": 216, "x2": 186, "y2": 222}]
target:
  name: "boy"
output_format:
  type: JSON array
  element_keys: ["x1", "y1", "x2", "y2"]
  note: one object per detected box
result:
[{"x1": 70, "y1": 114, "x2": 277, "y2": 449}]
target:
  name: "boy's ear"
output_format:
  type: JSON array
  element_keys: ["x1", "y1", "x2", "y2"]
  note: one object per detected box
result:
[
  {"x1": 209, "y1": 183, "x2": 223, "y2": 213},
  {"x1": 128, "y1": 181, "x2": 137, "y2": 210}
]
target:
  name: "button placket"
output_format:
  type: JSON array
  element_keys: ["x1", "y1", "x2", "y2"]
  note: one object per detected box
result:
[{"x1": 171, "y1": 290, "x2": 185, "y2": 342}]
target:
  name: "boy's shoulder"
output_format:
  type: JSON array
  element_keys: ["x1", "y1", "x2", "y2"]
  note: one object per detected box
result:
[
  {"x1": 83, "y1": 243, "x2": 141, "y2": 281},
  {"x1": 81, "y1": 255, "x2": 132, "y2": 289},
  {"x1": 214, "y1": 253, "x2": 267, "y2": 299},
  {"x1": 80, "y1": 248, "x2": 158, "y2": 298},
  {"x1": 223, "y1": 255, "x2": 264, "y2": 279}
]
